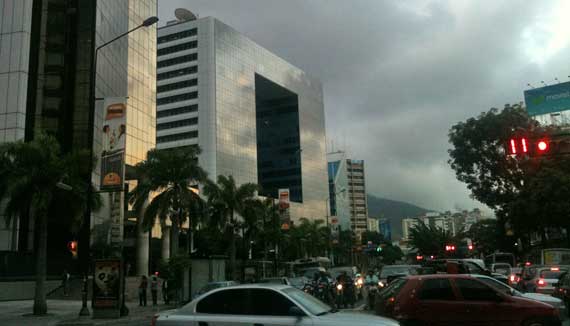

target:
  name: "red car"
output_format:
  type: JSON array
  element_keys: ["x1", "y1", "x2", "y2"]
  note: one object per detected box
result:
[{"x1": 375, "y1": 274, "x2": 561, "y2": 326}]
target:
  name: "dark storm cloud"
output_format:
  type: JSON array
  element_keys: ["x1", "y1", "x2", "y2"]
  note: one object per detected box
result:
[{"x1": 158, "y1": 0, "x2": 570, "y2": 211}]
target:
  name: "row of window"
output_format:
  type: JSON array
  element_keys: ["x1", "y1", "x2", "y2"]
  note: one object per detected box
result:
[
  {"x1": 158, "y1": 40, "x2": 198, "y2": 56},
  {"x1": 157, "y1": 91, "x2": 198, "y2": 105},
  {"x1": 157, "y1": 104, "x2": 198, "y2": 118},
  {"x1": 156, "y1": 130, "x2": 198, "y2": 143},
  {"x1": 157, "y1": 79, "x2": 198, "y2": 93},
  {"x1": 157, "y1": 66, "x2": 198, "y2": 81},
  {"x1": 157, "y1": 117, "x2": 198, "y2": 131},
  {"x1": 157, "y1": 53, "x2": 198, "y2": 68},
  {"x1": 158, "y1": 28, "x2": 197, "y2": 44}
]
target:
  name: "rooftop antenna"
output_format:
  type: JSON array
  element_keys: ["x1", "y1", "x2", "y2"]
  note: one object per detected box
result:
[
  {"x1": 527, "y1": 83, "x2": 534, "y2": 89},
  {"x1": 174, "y1": 8, "x2": 197, "y2": 22}
]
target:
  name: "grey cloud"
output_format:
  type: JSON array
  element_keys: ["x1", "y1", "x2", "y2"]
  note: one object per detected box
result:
[{"x1": 159, "y1": 0, "x2": 569, "y2": 212}]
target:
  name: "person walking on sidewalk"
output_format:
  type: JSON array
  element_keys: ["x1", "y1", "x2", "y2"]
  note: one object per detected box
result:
[
  {"x1": 138, "y1": 275, "x2": 148, "y2": 306},
  {"x1": 162, "y1": 278, "x2": 169, "y2": 305},
  {"x1": 61, "y1": 269, "x2": 71, "y2": 296},
  {"x1": 151, "y1": 274, "x2": 158, "y2": 306}
]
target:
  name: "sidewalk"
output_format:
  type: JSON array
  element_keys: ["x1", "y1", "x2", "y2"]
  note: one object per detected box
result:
[{"x1": 0, "y1": 299, "x2": 175, "y2": 326}]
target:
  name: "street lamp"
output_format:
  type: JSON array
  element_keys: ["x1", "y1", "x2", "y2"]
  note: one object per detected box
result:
[{"x1": 80, "y1": 15, "x2": 159, "y2": 318}]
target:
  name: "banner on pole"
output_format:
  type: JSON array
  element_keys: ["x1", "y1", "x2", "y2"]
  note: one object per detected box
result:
[{"x1": 100, "y1": 99, "x2": 126, "y2": 192}]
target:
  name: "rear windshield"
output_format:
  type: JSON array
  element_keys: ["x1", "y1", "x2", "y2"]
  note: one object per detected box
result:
[
  {"x1": 540, "y1": 270, "x2": 566, "y2": 279},
  {"x1": 377, "y1": 278, "x2": 407, "y2": 301},
  {"x1": 381, "y1": 267, "x2": 413, "y2": 278}
]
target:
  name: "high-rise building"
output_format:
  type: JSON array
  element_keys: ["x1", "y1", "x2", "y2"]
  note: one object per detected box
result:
[
  {"x1": 379, "y1": 218, "x2": 391, "y2": 241},
  {"x1": 327, "y1": 151, "x2": 351, "y2": 230},
  {"x1": 0, "y1": 0, "x2": 157, "y2": 276},
  {"x1": 156, "y1": 13, "x2": 328, "y2": 221},
  {"x1": 367, "y1": 218, "x2": 379, "y2": 233},
  {"x1": 347, "y1": 159, "x2": 369, "y2": 236}
]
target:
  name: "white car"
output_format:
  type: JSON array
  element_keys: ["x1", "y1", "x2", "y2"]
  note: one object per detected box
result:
[{"x1": 152, "y1": 284, "x2": 399, "y2": 326}]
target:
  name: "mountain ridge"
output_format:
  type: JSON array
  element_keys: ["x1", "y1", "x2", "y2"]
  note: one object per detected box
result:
[{"x1": 367, "y1": 194, "x2": 432, "y2": 240}]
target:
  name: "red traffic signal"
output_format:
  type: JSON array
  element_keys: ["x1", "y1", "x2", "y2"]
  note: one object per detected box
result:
[{"x1": 67, "y1": 240, "x2": 78, "y2": 258}]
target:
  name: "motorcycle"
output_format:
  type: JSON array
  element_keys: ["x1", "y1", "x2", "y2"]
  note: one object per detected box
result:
[
  {"x1": 302, "y1": 281, "x2": 314, "y2": 295},
  {"x1": 335, "y1": 280, "x2": 355, "y2": 309},
  {"x1": 366, "y1": 283, "x2": 380, "y2": 310},
  {"x1": 315, "y1": 280, "x2": 333, "y2": 305}
]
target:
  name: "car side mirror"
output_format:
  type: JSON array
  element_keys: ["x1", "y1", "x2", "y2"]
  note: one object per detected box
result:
[{"x1": 289, "y1": 306, "x2": 305, "y2": 318}]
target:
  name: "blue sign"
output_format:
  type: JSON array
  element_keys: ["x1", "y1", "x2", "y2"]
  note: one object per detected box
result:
[{"x1": 524, "y1": 82, "x2": 570, "y2": 116}]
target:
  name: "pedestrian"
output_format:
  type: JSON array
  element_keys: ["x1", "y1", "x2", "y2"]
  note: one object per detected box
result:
[
  {"x1": 138, "y1": 275, "x2": 148, "y2": 306},
  {"x1": 162, "y1": 278, "x2": 169, "y2": 304},
  {"x1": 151, "y1": 274, "x2": 158, "y2": 306},
  {"x1": 62, "y1": 269, "x2": 70, "y2": 296}
]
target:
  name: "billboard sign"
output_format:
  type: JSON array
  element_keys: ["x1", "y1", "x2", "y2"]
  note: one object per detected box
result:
[
  {"x1": 93, "y1": 259, "x2": 121, "y2": 309},
  {"x1": 524, "y1": 82, "x2": 570, "y2": 116},
  {"x1": 100, "y1": 99, "x2": 126, "y2": 192},
  {"x1": 278, "y1": 189, "x2": 290, "y2": 210}
]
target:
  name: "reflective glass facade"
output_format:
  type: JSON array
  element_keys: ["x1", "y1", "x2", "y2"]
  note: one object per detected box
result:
[{"x1": 158, "y1": 17, "x2": 328, "y2": 221}]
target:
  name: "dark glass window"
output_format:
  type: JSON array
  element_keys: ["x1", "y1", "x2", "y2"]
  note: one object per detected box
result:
[
  {"x1": 255, "y1": 74, "x2": 302, "y2": 202},
  {"x1": 248, "y1": 289, "x2": 297, "y2": 316},
  {"x1": 157, "y1": 91, "x2": 198, "y2": 105},
  {"x1": 157, "y1": 105, "x2": 198, "y2": 118},
  {"x1": 156, "y1": 118, "x2": 198, "y2": 131},
  {"x1": 156, "y1": 131, "x2": 198, "y2": 143},
  {"x1": 157, "y1": 79, "x2": 198, "y2": 93},
  {"x1": 455, "y1": 278, "x2": 498, "y2": 301},
  {"x1": 157, "y1": 53, "x2": 197, "y2": 68},
  {"x1": 418, "y1": 279, "x2": 456, "y2": 300},
  {"x1": 157, "y1": 66, "x2": 198, "y2": 81},
  {"x1": 158, "y1": 28, "x2": 197, "y2": 44},
  {"x1": 158, "y1": 40, "x2": 197, "y2": 56},
  {"x1": 196, "y1": 289, "x2": 247, "y2": 314}
]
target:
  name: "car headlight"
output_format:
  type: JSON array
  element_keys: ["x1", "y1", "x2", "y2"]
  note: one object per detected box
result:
[{"x1": 378, "y1": 281, "x2": 385, "y2": 287}]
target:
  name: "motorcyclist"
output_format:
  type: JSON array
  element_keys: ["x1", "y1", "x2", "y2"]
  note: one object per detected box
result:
[
  {"x1": 336, "y1": 271, "x2": 355, "y2": 308},
  {"x1": 365, "y1": 270, "x2": 380, "y2": 309}
]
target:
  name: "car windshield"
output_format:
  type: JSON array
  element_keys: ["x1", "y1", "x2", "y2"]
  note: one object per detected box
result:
[
  {"x1": 540, "y1": 270, "x2": 566, "y2": 279},
  {"x1": 283, "y1": 287, "x2": 331, "y2": 315},
  {"x1": 381, "y1": 266, "x2": 412, "y2": 278}
]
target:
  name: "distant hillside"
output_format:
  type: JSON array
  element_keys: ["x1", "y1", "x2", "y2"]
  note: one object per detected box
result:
[{"x1": 367, "y1": 195, "x2": 432, "y2": 240}]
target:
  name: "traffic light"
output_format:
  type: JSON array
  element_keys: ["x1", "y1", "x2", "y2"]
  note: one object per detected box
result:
[
  {"x1": 445, "y1": 244, "x2": 456, "y2": 252},
  {"x1": 507, "y1": 135, "x2": 570, "y2": 157},
  {"x1": 67, "y1": 240, "x2": 78, "y2": 258}
]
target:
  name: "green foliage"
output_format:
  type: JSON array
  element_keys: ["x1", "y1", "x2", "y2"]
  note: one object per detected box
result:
[
  {"x1": 0, "y1": 133, "x2": 101, "y2": 315},
  {"x1": 448, "y1": 103, "x2": 570, "y2": 246},
  {"x1": 466, "y1": 219, "x2": 499, "y2": 255},
  {"x1": 379, "y1": 244, "x2": 403, "y2": 264},
  {"x1": 203, "y1": 175, "x2": 258, "y2": 278},
  {"x1": 409, "y1": 222, "x2": 457, "y2": 255},
  {"x1": 128, "y1": 146, "x2": 207, "y2": 256},
  {"x1": 158, "y1": 254, "x2": 191, "y2": 291}
]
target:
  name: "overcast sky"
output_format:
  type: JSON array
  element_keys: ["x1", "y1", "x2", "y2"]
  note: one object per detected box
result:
[{"x1": 158, "y1": 0, "x2": 570, "y2": 212}]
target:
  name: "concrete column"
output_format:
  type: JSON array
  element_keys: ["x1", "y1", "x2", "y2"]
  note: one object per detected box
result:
[
  {"x1": 161, "y1": 225, "x2": 171, "y2": 261},
  {"x1": 136, "y1": 198, "x2": 150, "y2": 277}
]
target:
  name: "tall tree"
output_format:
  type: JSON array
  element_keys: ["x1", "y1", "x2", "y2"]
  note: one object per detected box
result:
[
  {"x1": 203, "y1": 175, "x2": 257, "y2": 280},
  {"x1": 0, "y1": 134, "x2": 101, "y2": 315},
  {"x1": 409, "y1": 222, "x2": 456, "y2": 256},
  {"x1": 448, "y1": 103, "x2": 570, "y2": 246},
  {"x1": 466, "y1": 219, "x2": 500, "y2": 255},
  {"x1": 128, "y1": 146, "x2": 207, "y2": 258}
]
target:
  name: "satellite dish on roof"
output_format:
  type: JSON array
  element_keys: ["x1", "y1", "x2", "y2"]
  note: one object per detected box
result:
[{"x1": 175, "y1": 8, "x2": 197, "y2": 22}]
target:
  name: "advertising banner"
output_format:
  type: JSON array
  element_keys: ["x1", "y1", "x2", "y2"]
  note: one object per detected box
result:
[
  {"x1": 100, "y1": 98, "x2": 127, "y2": 192},
  {"x1": 93, "y1": 259, "x2": 121, "y2": 309},
  {"x1": 524, "y1": 82, "x2": 570, "y2": 116},
  {"x1": 278, "y1": 189, "x2": 291, "y2": 229}
]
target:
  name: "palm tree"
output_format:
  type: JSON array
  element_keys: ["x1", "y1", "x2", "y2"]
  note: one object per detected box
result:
[
  {"x1": 128, "y1": 146, "x2": 207, "y2": 258},
  {"x1": 203, "y1": 175, "x2": 257, "y2": 280},
  {"x1": 409, "y1": 221, "x2": 462, "y2": 255},
  {"x1": 0, "y1": 133, "x2": 101, "y2": 315}
]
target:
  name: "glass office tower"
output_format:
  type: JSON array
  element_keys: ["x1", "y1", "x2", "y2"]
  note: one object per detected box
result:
[
  {"x1": 0, "y1": 0, "x2": 157, "y2": 278},
  {"x1": 157, "y1": 16, "x2": 328, "y2": 221}
]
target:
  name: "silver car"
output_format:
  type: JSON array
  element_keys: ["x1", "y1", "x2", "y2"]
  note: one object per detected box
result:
[{"x1": 153, "y1": 284, "x2": 399, "y2": 326}]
